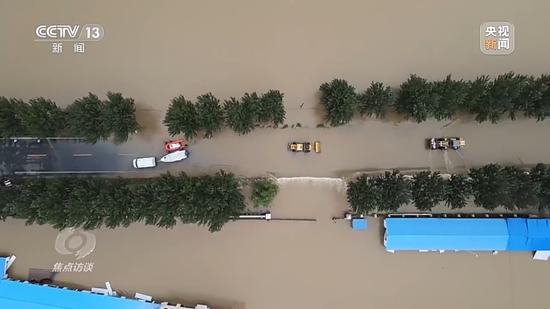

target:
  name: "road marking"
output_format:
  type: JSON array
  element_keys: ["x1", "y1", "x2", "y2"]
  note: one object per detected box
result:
[
  {"x1": 26, "y1": 154, "x2": 47, "y2": 157},
  {"x1": 14, "y1": 171, "x2": 131, "y2": 175},
  {"x1": 73, "y1": 153, "x2": 93, "y2": 157},
  {"x1": 118, "y1": 153, "x2": 137, "y2": 156},
  {"x1": 6, "y1": 137, "x2": 85, "y2": 140}
]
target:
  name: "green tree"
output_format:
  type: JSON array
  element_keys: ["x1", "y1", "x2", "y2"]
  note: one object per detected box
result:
[
  {"x1": 181, "y1": 171, "x2": 246, "y2": 232},
  {"x1": 531, "y1": 164, "x2": 550, "y2": 211},
  {"x1": 224, "y1": 97, "x2": 256, "y2": 135},
  {"x1": 251, "y1": 178, "x2": 279, "y2": 208},
  {"x1": 431, "y1": 75, "x2": 469, "y2": 120},
  {"x1": 196, "y1": 93, "x2": 223, "y2": 138},
  {"x1": 66, "y1": 93, "x2": 107, "y2": 143},
  {"x1": 523, "y1": 74, "x2": 550, "y2": 121},
  {"x1": 465, "y1": 75, "x2": 491, "y2": 114},
  {"x1": 319, "y1": 79, "x2": 358, "y2": 126},
  {"x1": 359, "y1": 81, "x2": 393, "y2": 119},
  {"x1": 507, "y1": 74, "x2": 531, "y2": 120},
  {"x1": 347, "y1": 175, "x2": 379, "y2": 214},
  {"x1": 469, "y1": 164, "x2": 510, "y2": 210},
  {"x1": 501, "y1": 166, "x2": 538, "y2": 210},
  {"x1": 374, "y1": 170, "x2": 411, "y2": 212},
  {"x1": 0, "y1": 97, "x2": 26, "y2": 137},
  {"x1": 259, "y1": 90, "x2": 286, "y2": 126},
  {"x1": 474, "y1": 72, "x2": 525, "y2": 123},
  {"x1": 19, "y1": 97, "x2": 66, "y2": 137},
  {"x1": 395, "y1": 75, "x2": 436, "y2": 122},
  {"x1": 5, "y1": 172, "x2": 246, "y2": 233},
  {"x1": 103, "y1": 92, "x2": 140, "y2": 143},
  {"x1": 164, "y1": 95, "x2": 199, "y2": 139},
  {"x1": 0, "y1": 179, "x2": 21, "y2": 219},
  {"x1": 444, "y1": 174, "x2": 471, "y2": 209},
  {"x1": 411, "y1": 171, "x2": 445, "y2": 211}
]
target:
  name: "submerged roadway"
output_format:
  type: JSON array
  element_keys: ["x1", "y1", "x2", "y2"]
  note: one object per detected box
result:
[{"x1": 1, "y1": 117, "x2": 549, "y2": 178}]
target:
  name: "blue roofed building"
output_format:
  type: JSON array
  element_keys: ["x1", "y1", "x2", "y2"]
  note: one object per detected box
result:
[
  {"x1": 384, "y1": 217, "x2": 550, "y2": 258},
  {"x1": 526, "y1": 219, "x2": 550, "y2": 250},
  {"x1": 505, "y1": 218, "x2": 529, "y2": 251},
  {"x1": 0, "y1": 256, "x2": 209, "y2": 309},
  {"x1": 384, "y1": 218, "x2": 509, "y2": 252},
  {"x1": 351, "y1": 218, "x2": 367, "y2": 231}
]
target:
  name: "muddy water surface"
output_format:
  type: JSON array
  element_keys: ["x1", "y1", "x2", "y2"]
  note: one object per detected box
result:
[
  {"x1": 2, "y1": 1, "x2": 550, "y2": 308},
  {"x1": 1, "y1": 183, "x2": 550, "y2": 309}
]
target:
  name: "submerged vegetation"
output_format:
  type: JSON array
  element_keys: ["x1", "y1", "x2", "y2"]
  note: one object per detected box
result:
[
  {"x1": 250, "y1": 178, "x2": 279, "y2": 208},
  {"x1": 0, "y1": 92, "x2": 140, "y2": 143},
  {"x1": 164, "y1": 90, "x2": 286, "y2": 138},
  {"x1": 0, "y1": 172, "x2": 246, "y2": 232},
  {"x1": 320, "y1": 72, "x2": 550, "y2": 126},
  {"x1": 347, "y1": 163, "x2": 550, "y2": 214}
]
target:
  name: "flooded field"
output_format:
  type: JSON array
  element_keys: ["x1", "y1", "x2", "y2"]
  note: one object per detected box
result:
[
  {"x1": 2, "y1": 0, "x2": 550, "y2": 308},
  {"x1": 1, "y1": 182, "x2": 550, "y2": 309}
]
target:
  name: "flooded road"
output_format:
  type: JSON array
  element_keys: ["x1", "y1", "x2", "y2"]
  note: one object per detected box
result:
[
  {"x1": 2, "y1": 119, "x2": 550, "y2": 178},
  {"x1": 1, "y1": 182, "x2": 550, "y2": 309},
  {"x1": 1, "y1": 0, "x2": 550, "y2": 177},
  {"x1": 2, "y1": 0, "x2": 550, "y2": 308}
]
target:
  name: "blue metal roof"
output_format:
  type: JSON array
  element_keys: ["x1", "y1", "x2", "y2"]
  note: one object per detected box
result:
[
  {"x1": 385, "y1": 218, "x2": 550, "y2": 252},
  {"x1": 385, "y1": 218, "x2": 509, "y2": 251},
  {"x1": 352, "y1": 218, "x2": 367, "y2": 230},
  {"x1": 0, "y1": 276, "x2": 160, "y2": 309},
  {"x1": 0, "y1": 258, "x2": 6, "y2": 278},
  {"x1": 505, "y1": 218, "x2": 529, "y2": 251},
  {"x1": 526, "y1": 219, "x2": 550, "y2": 250}
]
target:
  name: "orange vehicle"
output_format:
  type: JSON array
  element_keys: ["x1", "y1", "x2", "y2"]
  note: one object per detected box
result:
[{"x1": 164, "y1": 139, "x2": 188, "y2": 153}]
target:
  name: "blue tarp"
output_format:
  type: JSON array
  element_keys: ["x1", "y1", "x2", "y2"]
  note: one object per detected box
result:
[
  {"x1": 0, "y1": 269, "x2": 160, "y2": 309},
  {"x1": 385, "y1": 218, "x2": 509, "y2": 251},
  {"x1": 352, "y1": 218, "x2": 367, "y2": 230}
]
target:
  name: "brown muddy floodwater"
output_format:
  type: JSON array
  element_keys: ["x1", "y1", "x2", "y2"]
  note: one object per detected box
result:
[
  {"x1": 1, "y1": 0, "x2": 550, "y2": 308},
  {"x1": 2, "y1": 182, "x2": 550, "y2": 309}
]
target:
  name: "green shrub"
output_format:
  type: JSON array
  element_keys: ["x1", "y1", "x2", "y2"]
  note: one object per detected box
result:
[{"x1": 251, "y1": 178, "x2": 279, "y2": 208}]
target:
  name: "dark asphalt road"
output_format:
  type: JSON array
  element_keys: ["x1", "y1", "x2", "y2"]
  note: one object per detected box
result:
[{"x1": 0, "y1": 138, "x2": 147, "y2": 176}]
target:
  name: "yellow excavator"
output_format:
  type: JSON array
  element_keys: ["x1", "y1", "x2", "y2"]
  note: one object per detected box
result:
[{"x1": 288, "y1": 141, "x2": 321, "y2": 153}]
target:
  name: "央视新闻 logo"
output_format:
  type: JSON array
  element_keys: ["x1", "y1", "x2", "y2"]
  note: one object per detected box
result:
[{"x1": 480, "y1": 22, "x2": 514, "y2": 55}]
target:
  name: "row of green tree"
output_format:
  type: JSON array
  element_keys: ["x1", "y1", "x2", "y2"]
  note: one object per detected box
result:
[
  {"x1": 0, "y1": 92, "x2": 140, "y2": 143},
  {"x1": 0, "y1": 171, "x2": 245, "y2": 232},
  {"x1": 347, "y1": 163, "x2": 550, "y2": 213},
  {"x1": 320, "y1": 73, "x2": 550, "y2": 126},
  {"x1": 164, "y1": 90, "x2": 286, "y2": 138}
]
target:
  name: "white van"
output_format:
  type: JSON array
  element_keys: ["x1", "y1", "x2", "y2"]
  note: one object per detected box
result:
[{"x1": 132, "y1": 157, "x2": 156, "y2": 169}]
